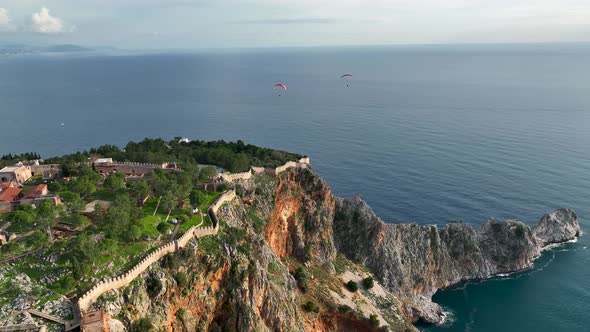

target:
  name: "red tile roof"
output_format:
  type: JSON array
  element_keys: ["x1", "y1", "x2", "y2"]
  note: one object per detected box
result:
[
  {"x1": 0, "y1": 182, "x2": 12, "y2": 190},
  {"x1": 23, "y1": 184, "x2": 47, "y2": 199},
  {"x1": 0, "y1": 188, "x2": 21, "y2": 202}
]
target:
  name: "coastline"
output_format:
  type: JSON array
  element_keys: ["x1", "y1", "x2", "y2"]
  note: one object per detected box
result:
[{"x1": 332, "y1": 195, "x2": 581, "y2": 325}]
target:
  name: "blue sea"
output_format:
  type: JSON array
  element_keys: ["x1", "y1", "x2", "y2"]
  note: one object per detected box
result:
[{"x1": 1, "y1": 44, "x2": 589, "y2": 331}]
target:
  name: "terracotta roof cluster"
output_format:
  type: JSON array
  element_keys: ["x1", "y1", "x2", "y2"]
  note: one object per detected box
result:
[
  {"x1": 0, "y1": 187, "x2": 22, "y2": 202},
  {"x1": 22, "y1": 184, "x2": 47, "y2": 199}
]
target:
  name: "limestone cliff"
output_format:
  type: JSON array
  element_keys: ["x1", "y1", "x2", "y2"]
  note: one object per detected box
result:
[
  {"x1": 92, "y1": 167, "x2": 579, "y2": 331},
  {"x1": 333, "y1": 198, "x2": 580, "y2": 324},
  {"x1": 265, "y1": 168, "x2": 336, "y2": 271},
  {"x1": 95, "y1": 168, "x2": 413, "y2": 331}
]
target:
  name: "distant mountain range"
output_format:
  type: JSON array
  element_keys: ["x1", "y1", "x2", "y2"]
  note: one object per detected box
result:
[{"x1": 0, "y1": 44, "x2": 96, "y2": 55}]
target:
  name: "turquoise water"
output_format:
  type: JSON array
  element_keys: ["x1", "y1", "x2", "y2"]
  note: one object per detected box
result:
[{"x1": 0, "y1": 44, "x2": 589, "y2": 331}]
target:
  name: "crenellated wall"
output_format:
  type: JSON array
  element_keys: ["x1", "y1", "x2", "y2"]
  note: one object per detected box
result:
[
  {"x1": 274, "y1": 157, "x2": 310, "y2": 175},
  {"x1": 220, "y1": 171, "x2": 252, "y2": 182},
  {"x1": 77, "y1": 157, "x2": 311, "y2": 312},
  {"x1": 77, "y1": 190, "x2": 230, "y2": 312},
  {"x1": 222, "y1": 158, "x2": 311, "y2": 182}
]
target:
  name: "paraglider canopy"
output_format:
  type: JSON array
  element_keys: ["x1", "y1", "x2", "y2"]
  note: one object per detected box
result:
[
  {"x1": 273, "y1": 83, "x2": 287, "y2": 91},
  {"x1": 340, "y1": 74, "x2": 352, "y2": 79}
]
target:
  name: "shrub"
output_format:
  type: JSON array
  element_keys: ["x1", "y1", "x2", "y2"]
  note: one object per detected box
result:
[
  {"x1": 291, "y1": 267, "x2": 308, "y2": 292},
  {"x1": 146, "y1": 275, "x2": 163, "y2": 298},
  {"x1": 346, "y1": 280, "x2": 358, "y2": 292},
  {"x1": 175, "y1": 272, "x2": 188, "y2": 288},
  {"x1": 368, "y1": 314, "x2": 380, "y2": 327},
  {"x1": 362, "y1": 277, "x2": 374, "y2": 289},
  {"x1": 176, "y1": 308, "x2": 186, "y2": 319},
  {"x1": 176, "y1": 214, "x2": 189, "y2": 224},
  {"x1": 303, "y1": 300, "x2": 320, "y2": 313},
  {"x1": 338, "y1": 304, "x2": 352, "y2": 313},
  {"x1": 48, "y1": 182, "x2": 64, "y2": 192},
  {"x1": 157, "y1": 222, "x2": 172, "y2": 234},
  {"x1": 131, "y1": 318, "x2": 153, "y2": 332},
  {"x1": 161, "y1": 253, "x2": 179, "y2": 269}
]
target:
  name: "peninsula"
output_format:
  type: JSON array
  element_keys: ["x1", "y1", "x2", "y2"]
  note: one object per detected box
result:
[{"x1": 0, "y1": 138, "x2": 580, "y2": 331}]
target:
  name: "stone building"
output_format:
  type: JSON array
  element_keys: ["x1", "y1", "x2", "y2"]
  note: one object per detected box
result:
[
  {"x1": 0, "y1": 165, "x2": 32, "y2": 184},
  {"x1": 0, "y1": 187, "x2": 22, "y2": 202},
  {"x1": 81, "y1": 310, "x2": 110, "y2": 332},
  {"x1": 92, "y1": 158, "x2": 178, "y2": 176},
  {"x1": 22, "y1": 184, "x2": 48, "y2": 200}
]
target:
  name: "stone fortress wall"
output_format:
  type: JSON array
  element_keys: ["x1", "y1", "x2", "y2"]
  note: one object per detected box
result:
[
  {"x1": 221, "y1": 157, "x2": 310, "y2": 182},
  {"x1": 77, "y1": 157, "x2": 309, "y2": 312},
  {"x1": 220, "y1": 171, "x2": 252, "y2": 182},
  {"x1": 92, "y1": 161, "x2": 178, "y2": 177}
]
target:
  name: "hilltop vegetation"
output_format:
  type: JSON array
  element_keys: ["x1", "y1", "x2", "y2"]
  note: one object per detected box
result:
[
  {"x1": 44, "y1": 138, "x2": 303, "y2": 173},
  {"x1": 0, "y1": 138, "x2": 303, "y2": 320}
]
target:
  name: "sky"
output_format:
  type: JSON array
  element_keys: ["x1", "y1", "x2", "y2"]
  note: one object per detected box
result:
[{"x1": 0, "y1": 0, "x2": 589, "y2": 49}]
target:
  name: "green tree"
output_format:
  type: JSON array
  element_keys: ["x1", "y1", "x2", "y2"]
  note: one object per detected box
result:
[
  {"x1": 176, "y1": 214, "x2": 189, "y2": 224},
  {"x1": 346, "y1": 280, "x2": 358, "y2": 292},
  {"x1": 160, "y1": 190, "x2": 177, "y2": 216},
  {"x1": 157, "y1": 222, "x2": 172, "y2": 234},
  {"x1": 7, "y1": 208, "x2": 36, "y2": 231},
  {"x1": 198, "y1": 165, "x2": 217, "y2": 181},
  {"x1": 104, "y1": 173, "x2": 126, "y2": 191},
  {"x1": 37, "y1": 200, "x2": 57, "y2": 240},
  {"x1": 66, "y1": 214, "x2": 89, "y2": 228},
  {"x1": 189, "y1": 190, "x2": 207, "y2": 207},
  {"x1": 60, "y1": 162, "x2": 75, "y2": 177},
  {"x1": 127, "y1": 223, "x2": 143, "y2": 242},
  {"x1": 70, "y1": 234, "x2": 95, "y2": 280},
  {"x1": 24, "y1": 229, "x2": 48, "y2": 247},
  {"x1": 95, "y1": 195, "x2": 132, "y2": 239},
  {"x1": 291, "y1": 267, "x2": 308, "y2": 292},
  {"x1": 78, "y1": 165, "x2": 102, "y2": 183},
  {"x1": 368, "y1": 314, "x2": 380, "y2": 327},
  {"x1": 362, "y1": 277, "x2": 374, "y2": 289},
  {"x1": 47, "y1": 182, "x2": 64, "y2": 192},
  {"x1": 175, "y1": 272, "x2": 188, "y2": 288},
  {"x1": 303, "y1": 300, "x2": 319, "y2": 313},
  {"x1": 71, "y1": 176, "x2": 96, "y2": 198},
  {"x1": 58, "y1": 190, "x2": 79, "y2": 203},
  {"x1": 130, "y1": 179, "x2": 150, "y2": 202},
  {"x1": 131, "y1": 318, "x2": 153, "y2": 332}
]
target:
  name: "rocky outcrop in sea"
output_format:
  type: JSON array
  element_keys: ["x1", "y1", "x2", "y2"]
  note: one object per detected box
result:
[{"x1": 333, "y1": 198, "x2": 580, "y2": 324}]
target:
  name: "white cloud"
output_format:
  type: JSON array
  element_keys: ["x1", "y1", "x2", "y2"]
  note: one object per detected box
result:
[
  {"x1": 32, "y1": 7, "x2": 64, "y2": 34},
  {"x1": 0, "y1": 8, "x2": 14, "y2": 31}
]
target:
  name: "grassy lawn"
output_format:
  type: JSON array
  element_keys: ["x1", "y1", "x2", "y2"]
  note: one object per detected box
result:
[
  {"x1": 140, "y1": 191, "x2": 219, "y2": 235},
  {"x1": 138, "y1": 214, "x2": 164, "y2": 238},
  {"x1": 197, "y1": 191, "x2": 221, "y2": 212},
  {"x1": 178, "y1": 214, "x2": 201, "y2": 232}
]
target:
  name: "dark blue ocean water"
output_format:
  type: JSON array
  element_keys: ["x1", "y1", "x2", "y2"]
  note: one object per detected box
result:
[{"x1": 1, "y1": 44, "x2": 589, "y2": 331}]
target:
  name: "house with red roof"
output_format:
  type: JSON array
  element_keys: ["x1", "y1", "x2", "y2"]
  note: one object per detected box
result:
[
  {"x1": 22, "y1": 184, "x2": 48, "y2": 200},
  {"x1": 0, "y1": 187, "x2": 22, "y2": 202}
]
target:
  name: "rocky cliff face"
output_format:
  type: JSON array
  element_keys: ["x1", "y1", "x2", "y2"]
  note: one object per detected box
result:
[
  {"x1": 96, "y1": 233, "x2": 305, "y2": 332},
  {"x1": 91, "y1": 167, "x2": 580, "y2": 331},
  {"x1": 266, "y1": 168, "x2": 336, "y2": 271},
  {"x1": 96, "y1": 168, "x2": 413, "y2": 331},
  {"x1": 533, "y1": 208, "x2": 580, "y2": 246},
  {"x1": 333, "y1": 198, "x2": 580, "y2": 324}
]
